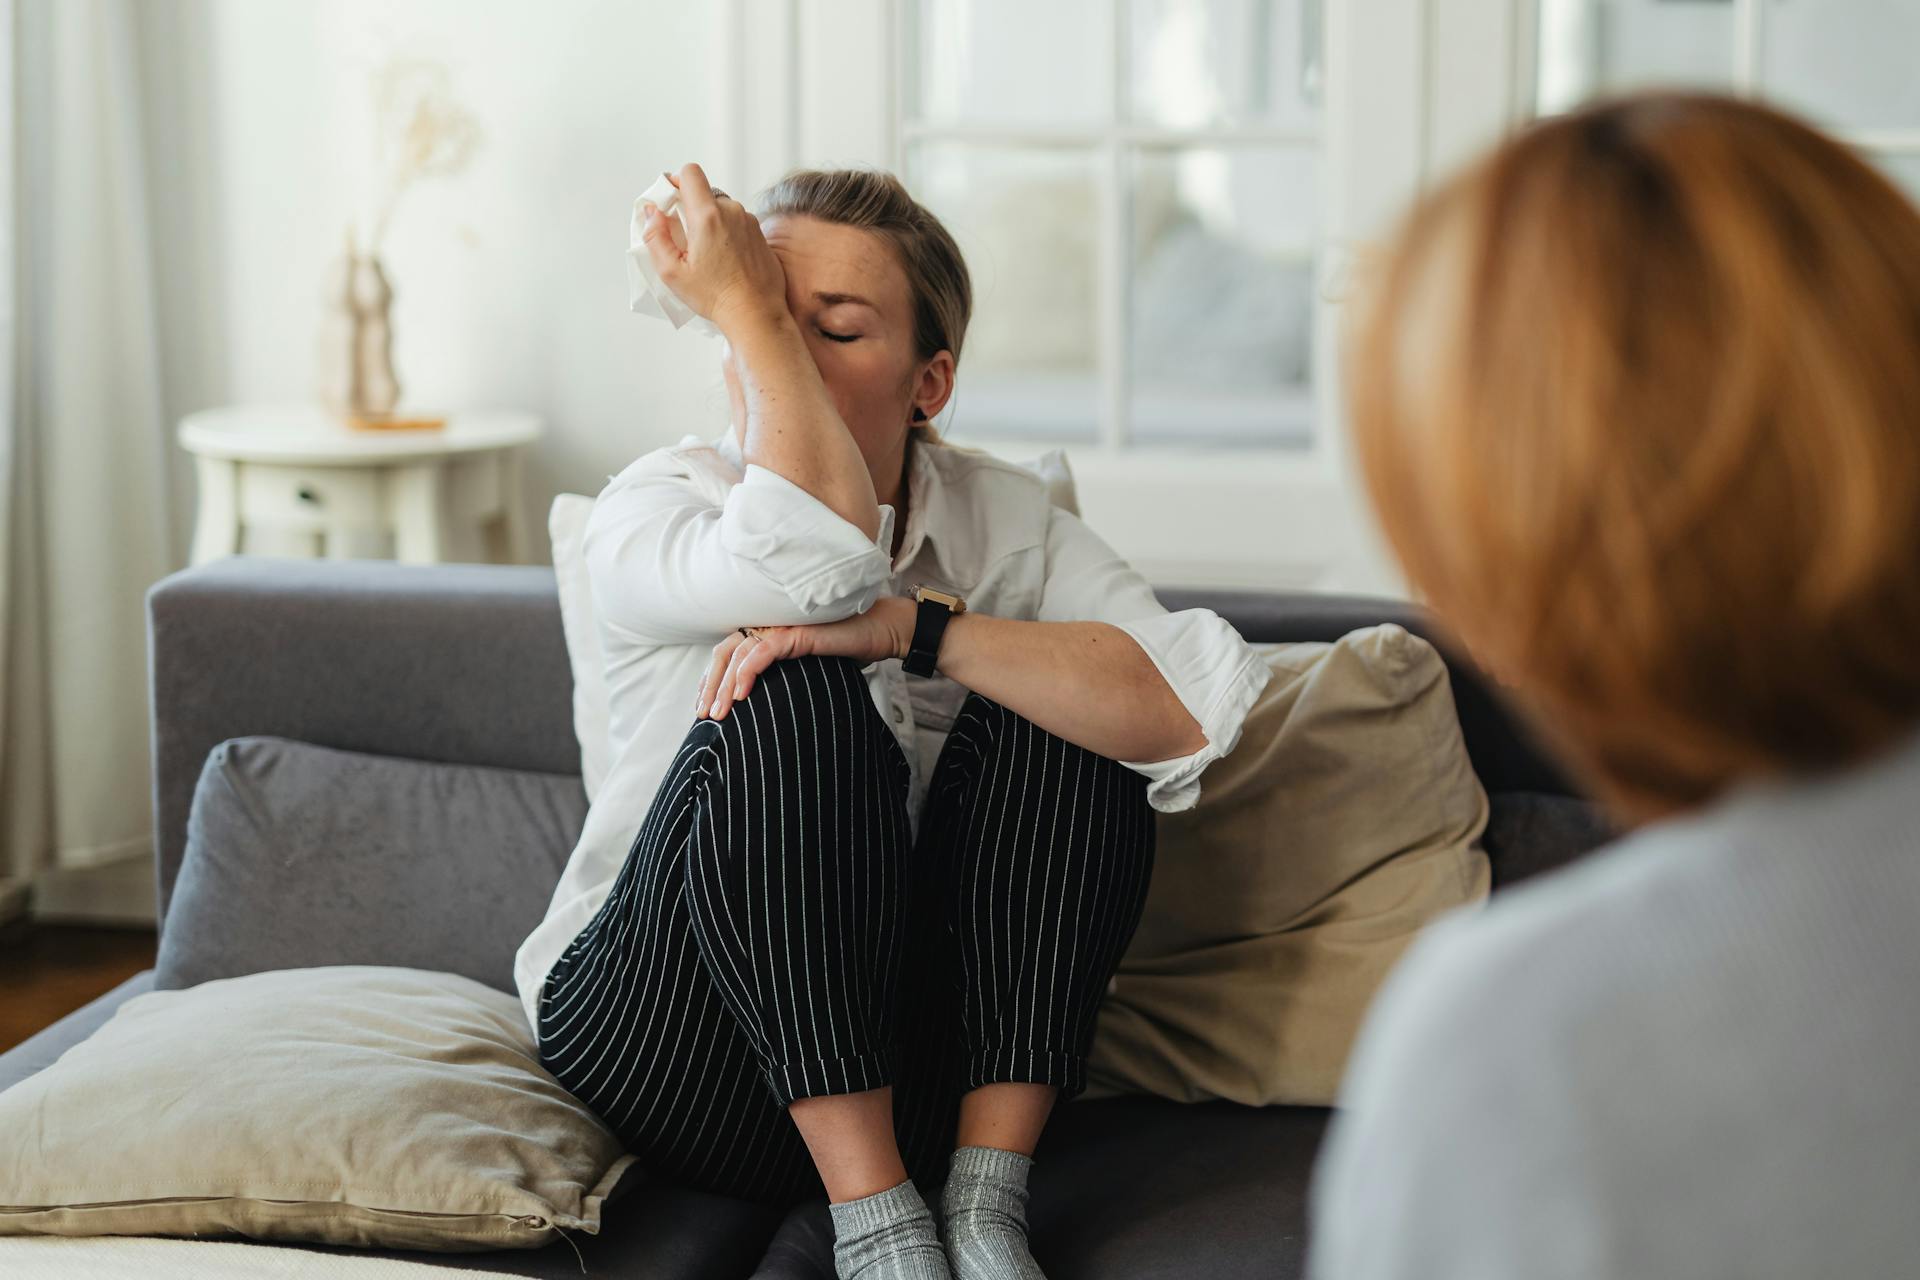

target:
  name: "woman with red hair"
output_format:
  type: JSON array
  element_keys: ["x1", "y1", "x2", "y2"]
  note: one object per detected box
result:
[{"x1": 1310, "y1": 92, "x2": 1920, "y2": 1279}]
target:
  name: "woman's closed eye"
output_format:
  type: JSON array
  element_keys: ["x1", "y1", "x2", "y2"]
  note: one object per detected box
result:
[{"x1": 816, "y1": 326, "x2": 860, "y2": 343}]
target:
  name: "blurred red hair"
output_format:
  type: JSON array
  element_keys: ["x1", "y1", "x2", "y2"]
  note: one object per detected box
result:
[{"x1": 1345, "y1": 92, "x2": 1920, "y2": 822}]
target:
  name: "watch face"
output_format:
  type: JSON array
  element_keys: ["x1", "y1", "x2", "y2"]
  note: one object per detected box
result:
[{"x1": 916, "y1": 586, "x2": 963, "y2": 611}]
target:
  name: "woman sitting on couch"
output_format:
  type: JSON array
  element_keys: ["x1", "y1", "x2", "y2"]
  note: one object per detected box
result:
[
  {"x1": 514, "y1": 164, "x2": 1269, "y2": 1280},
  {"x1": 1309, "y1": 92, "x2": 1920, "y2": 1278}
]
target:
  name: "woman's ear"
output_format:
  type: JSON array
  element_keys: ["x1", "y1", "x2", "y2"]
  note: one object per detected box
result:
[{"x1": 912, "y1": 350, "x2": 957, "y2": 422}]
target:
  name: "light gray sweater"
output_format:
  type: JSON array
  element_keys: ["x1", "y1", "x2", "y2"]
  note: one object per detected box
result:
[{"x1": 1308, "y1": 723, "x2": 1920, "y2": 1279}]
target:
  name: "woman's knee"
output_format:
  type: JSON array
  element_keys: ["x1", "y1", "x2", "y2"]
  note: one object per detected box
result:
[
  {"x1": 937, "y1": 694, "x2": 1155, "y2": 854},
  {"x1": 954, "y1": 689, "x2": 1150, "y2": 787},
  {"x1": 695, "y1": 652, "x2": 909, "y2": 812},
  {"x1": 710, "y1": 656, "x2": 875, "y2": 736},
  {"x1": 757, "y1": 651, "x2": 868, "y2": 691}
]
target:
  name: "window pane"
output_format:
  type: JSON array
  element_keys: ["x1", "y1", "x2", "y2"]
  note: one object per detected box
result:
[
  {"x1": 1128, "y1": 146, "x2": 1317, "y2": 449},
  {"x1": 1127, "y1": 0, "x2": 1323, "y2": 130},
  {"x1": 1534, "y1": 0, "x2": 1733, "y2": 115},
  {"x1": 1762, "y1": 0, "x2": 1920, "y2": 132},
  {"x1": 910, "y1": 0, "x2": 1108, "y2": 124},
  {"x1": 905, "y1": 144, "x2": 1102, "y2": 442}
]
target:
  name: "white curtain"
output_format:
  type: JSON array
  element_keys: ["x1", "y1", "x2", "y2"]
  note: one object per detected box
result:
[{"x1": 1, "y1": 0, "x2": 177, "y2": 925}]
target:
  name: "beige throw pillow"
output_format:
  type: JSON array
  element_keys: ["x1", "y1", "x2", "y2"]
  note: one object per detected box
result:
[
  {"x1": 0, "y1": 966, "x2": 638, "y2": 1252},
  {"x1": 1082, "y1": 624, "x2": 1492, "y2": 1107}
]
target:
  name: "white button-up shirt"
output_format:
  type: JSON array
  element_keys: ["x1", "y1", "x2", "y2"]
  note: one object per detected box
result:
[{"x1": 513, "y1": 427, "x2": 1272, "y2": 1033}]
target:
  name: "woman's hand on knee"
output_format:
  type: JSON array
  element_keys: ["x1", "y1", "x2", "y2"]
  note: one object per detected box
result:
[
  {"x1": 696, "y1": 628, "x2": 759, "y2": 723},
  {"x1": 696, "y1": 599, "x2": 916, "y2": 721}
]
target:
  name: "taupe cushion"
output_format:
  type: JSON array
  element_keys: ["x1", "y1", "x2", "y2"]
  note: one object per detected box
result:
[
  {"x1": 0, "y1": 966, "x2": 638, "y2": 1252},
  {"x1": 1083, "y1": 625, "x2": 1492, "y2": 1106}
]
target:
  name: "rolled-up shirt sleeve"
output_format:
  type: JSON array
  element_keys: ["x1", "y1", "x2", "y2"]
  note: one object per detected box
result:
[
  {"x1": 586, "y1": 458, "x2": 897, "y2": 646},
  {"x1": 1036, "y1": 505, "x2": 1271, "y2": 812}
]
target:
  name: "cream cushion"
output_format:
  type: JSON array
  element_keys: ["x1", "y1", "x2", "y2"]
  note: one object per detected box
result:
[
  {"x1": 551, "y1": 444, "x2": 1079, "y2": 802},
  {"x1": 550, "y1": 493, "x2": 610, "y2": 798},
  {"x1": 0, "y1": 965, "x2": 638, "y2": 1252},
  {"x1": 1082, "y1": 624, "x2": 1493, "y2": 1106}
]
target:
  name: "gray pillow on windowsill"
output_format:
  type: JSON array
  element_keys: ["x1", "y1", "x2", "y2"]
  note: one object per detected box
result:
[{"x1": 155, "y1": 736, "x2": 588, "y2": 996}]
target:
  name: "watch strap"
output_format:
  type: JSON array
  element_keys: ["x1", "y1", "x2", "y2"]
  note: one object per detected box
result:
[{"x1": 904, "y1": 596, "x2": 953, "y2": 677}]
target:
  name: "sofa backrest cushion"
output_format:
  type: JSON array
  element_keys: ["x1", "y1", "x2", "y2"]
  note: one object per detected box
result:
[
  {"x1": 147, "y1": 559, "x2": 581, "y2": 945},
  {"x1": 145, "y1": 561, "x2": 1589, "y2": 946},
  {"x1": 154, "y1": 735, "x2": 587, "y2": 995},
  {"x1": 1154, "y1": 586, "x2": 1577, "y2": 798},
  {"x1": 1483, "y1": 790, "x2": 1620, "y2": 890}
]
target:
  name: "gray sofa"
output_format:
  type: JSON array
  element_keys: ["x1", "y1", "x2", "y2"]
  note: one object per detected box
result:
[{"x1": 0, "y1": 555, "x2": 1613, "y2": 1278}]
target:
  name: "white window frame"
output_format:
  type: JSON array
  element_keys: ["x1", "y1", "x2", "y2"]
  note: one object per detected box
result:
[
  {"x1": 892, "y1": 2, "x2": 1325, "y2": 456},
  {"x1": 1524, "y1": 0, "x2": 1920, "y2": 166},
  {"x1": 720, "y1": 0, "x2": 1532, "y2": 595},
  {"x1": 718, "y1": 0, "x2": 1915, "y2": 592}
]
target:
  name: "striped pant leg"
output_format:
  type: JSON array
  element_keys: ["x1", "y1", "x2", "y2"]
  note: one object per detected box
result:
[
  {"x1": 680, "y1": 653, "x2": 918, "y2": 1112},
  {"x1": 537, "y1": 653, "x2": 921, "y2": 1206},
  {"x1": 535, "y1": 721, "x2": 825, "y2": 1206},
  {"x1": 910, "y1": 690, "x2": 1157, "y2": 1105}
]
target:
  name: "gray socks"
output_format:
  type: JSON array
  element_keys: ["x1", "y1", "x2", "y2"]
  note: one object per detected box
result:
[
  {"x1": 938, "y1": 1145, "x2": 1048, "y2": 1280},
  {"x1": 826, "y1": 1146, "x2": 1048, "y2": 1280},
  {"x1": 829, "y1": 1176, "x2": 951, "y2": 1280}
]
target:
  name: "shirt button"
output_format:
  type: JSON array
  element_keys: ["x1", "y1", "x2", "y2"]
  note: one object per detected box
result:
[{"x1": 890, "y1": 705, "x2": 905, "y2": 724}]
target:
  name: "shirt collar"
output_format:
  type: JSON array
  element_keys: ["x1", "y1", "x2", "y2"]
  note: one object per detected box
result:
[
  {"x1": 714, "y1": 426, "x2": 947, "y2": 576},
  {"x1": 892, "y1": 433, "x2": 945, "y2": 575}
]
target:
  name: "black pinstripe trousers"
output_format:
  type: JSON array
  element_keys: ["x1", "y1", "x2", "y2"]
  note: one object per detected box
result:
[{"x1": 534, "y1": 653, "x2": 1156, "y2": 1207}]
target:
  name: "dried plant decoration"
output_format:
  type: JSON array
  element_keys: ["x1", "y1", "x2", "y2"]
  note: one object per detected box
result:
[
  {"x1": 318, "y1": 55, "x2": 482, "y2": 423},
  {"x1": 364, "y1": 57, "x2": 483, "y2": 254}
]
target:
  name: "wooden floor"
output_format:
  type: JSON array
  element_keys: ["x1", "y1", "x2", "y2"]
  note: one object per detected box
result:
[{"x1": 0, "y1": 919, "x2": 158, "y2": 1054}]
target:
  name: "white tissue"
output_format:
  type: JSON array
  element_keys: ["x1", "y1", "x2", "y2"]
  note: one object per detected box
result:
[{"x1": 626, "y1": 173, "x2": 720, "y2": 336}]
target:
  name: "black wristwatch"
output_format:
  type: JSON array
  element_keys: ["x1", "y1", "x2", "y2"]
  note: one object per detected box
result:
[{"x1": 903, "y1": 585, "x2": 966, "y2": 677}]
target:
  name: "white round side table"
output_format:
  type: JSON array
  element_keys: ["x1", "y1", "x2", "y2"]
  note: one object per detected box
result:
[{"x1": 179, "y1": 405, "x2": 543, "y2": 566}]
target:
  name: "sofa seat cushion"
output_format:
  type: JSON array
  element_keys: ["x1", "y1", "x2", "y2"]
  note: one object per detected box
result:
[
  {"x1": 0, "y1": 971, "x2": 154, "y2": 1097},
  {"x1": 155, "y1": 736, "x2": 587, "y2": 995},
  {"x1": 269, "y1": 1172, "x2": 789, "y2": 1278},
  {"x1": 748, "y1": 1096, "x2": 1332, "y2": 1280}
]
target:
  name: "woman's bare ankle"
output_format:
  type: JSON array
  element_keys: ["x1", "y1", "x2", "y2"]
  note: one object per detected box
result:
[{"x1": 789, "y1": 1086, "x2": 911, "y2": 1202}]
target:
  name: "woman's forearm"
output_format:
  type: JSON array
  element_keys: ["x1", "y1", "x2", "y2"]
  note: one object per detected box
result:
[
  {"x1": 721, "y1": 304, "x2": 882, "y2": 541},
  {"x1": 931, "y1": 610, "x2": 1207, "y2": 764}
]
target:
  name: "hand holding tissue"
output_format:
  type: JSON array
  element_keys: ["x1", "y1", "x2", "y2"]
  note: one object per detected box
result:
[{"x1": 627, "y1": 172, "x2": 720, "y2": 336}]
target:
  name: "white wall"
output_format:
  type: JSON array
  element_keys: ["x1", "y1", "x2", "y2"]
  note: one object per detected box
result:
[
  {"x1": 131, "y1": 1, "x2": 1919, "y2": 579},
  {"x1": 134, "y1": 0, "x2": 730, "y2": 565}
]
